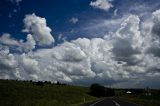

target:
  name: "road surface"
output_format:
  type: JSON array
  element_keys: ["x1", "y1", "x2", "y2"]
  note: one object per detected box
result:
[{"x1": 84, "y1": 97, "x2": 141, "y2": 106}]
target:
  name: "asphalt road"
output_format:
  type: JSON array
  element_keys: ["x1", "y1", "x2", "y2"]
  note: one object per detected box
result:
[{"x1": 84, "y1": 97, "x2": 141, "y2": 106}]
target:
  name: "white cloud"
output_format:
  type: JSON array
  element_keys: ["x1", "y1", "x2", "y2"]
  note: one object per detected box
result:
[
  {"x1": 0, "y1": 33, "x2": 20, "y2": 46},
  {"x1": 0, "y1": 46, "x2": 17, "y2": 79},
  {"x1": 69, "y1": 17, "x2": 79, "y2": 24},
  {"x1": 90, "y1": 0, "x2": 113, "y2": 11},
  {"x1": 2, "y1": 10, "x2": 160, "y2": 88},
  {"x1": 20, "y1": 34, "x2": 36, "y2": 52},
  {"x1": 0, "y1": 33, "x2": 36, "y2": 52},
  {"x1": 152, "y1": 9, "x2": 160, "y2": 23},
  {"x1": 17, "y1": 54, "x2": 40, "y2": 80},
  {"x1": 0, "y1": 47, "x2": 16, "y2": 69},
  {"x1": 23, "y1": 13, "x2": 55, "y2": 46}
]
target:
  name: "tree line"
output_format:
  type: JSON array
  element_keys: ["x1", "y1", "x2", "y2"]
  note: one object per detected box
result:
[{"x1": 89, "y1": 83, "x2": 115, "y2": 97}]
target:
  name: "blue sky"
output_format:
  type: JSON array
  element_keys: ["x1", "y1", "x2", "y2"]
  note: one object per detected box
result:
[
  {"x1": 1, "y1": 0, "x2": 159, "y2": 43},
  {"x1": 1, "y1": 0, "x2": 95, "y2": 41},
  {"x1": 1, "y1": 0, "x2": 160, "y2": 88}
]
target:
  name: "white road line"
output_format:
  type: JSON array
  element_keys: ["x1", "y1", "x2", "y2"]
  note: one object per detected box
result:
[
  {"x1": 89, "y1": 98, "x2": 106, "y2": 106},
  {"x1": 114, "y1": 97, "x2": 141, "y2": 106},
  {"x1": 112, "y1": 100, "x2": 121, "y2": 106}
]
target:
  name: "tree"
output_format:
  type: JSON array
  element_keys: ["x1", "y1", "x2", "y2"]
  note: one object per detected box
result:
[
  {"x1": 89, "y1": 83, "x2": 105, "y2": 97},
  {"x1": 105, "y1": 88, "x2": 115, "y2": 96},
  {"x1": 36, "y1": 81, "x2": 44, "y2": 86}
]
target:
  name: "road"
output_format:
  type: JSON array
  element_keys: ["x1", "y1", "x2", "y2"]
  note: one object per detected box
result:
[{"x1": 83, "y1": 97, "x2": 141, "y2": 106}]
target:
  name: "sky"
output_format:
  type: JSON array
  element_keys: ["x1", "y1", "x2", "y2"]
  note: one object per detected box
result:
[{"x1": 1, "y1": 0, "x2": 160, "y2": 88}]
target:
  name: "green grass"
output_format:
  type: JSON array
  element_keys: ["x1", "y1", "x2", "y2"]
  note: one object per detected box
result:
[
  {"x1": 115, "y1": 90, "x2": 160, "y2": 106},
  {"x1": 2, "y1": 80, "x2": 159, "y2": 106},
  {"x1": 0, "y1": 80, "x2": 97, "y2": 106},
  {"x1": 118, "y1": 95, "x2": 160, "y2": 106}
]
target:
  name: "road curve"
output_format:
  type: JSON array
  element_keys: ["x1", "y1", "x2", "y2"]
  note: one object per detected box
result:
[{"x1": 83, "y1": 97, "x2": 141, "y2": 106}]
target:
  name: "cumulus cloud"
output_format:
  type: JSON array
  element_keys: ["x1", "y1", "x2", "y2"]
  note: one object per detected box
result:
[
  {"x1": 152, "y1": 9, "x2": 160, "y2": 40},
  {"x1": 0, "y1": 33, "x2": 20, "y2": 46},
  {"x1": 2, "y1": 10, "x2": 160, "y2": 88},
  {"x1": 90, "y1": 0, "x2": 113, "y2": 11},
  {"x1": 20, "y1": 34, "x2": 36, "y2": 52},
  {"x1": 17, "y1": 54, "x2": 41, "y2": 80},
  {"x1": 23, "y1": 13, "x2": 55, "y2": 46},
  {"x1": 69, "y1": 17, "x2": 79, "y2": 24},
  {"x1": 0, "y1": 33, "x2": 36, "y2": 52},
  {"x1": 112, "y1": 15, "x2": 143, "y2": 65},
  {"x1": 0, "y1": 46, "x2": 17, "y2": 79}
]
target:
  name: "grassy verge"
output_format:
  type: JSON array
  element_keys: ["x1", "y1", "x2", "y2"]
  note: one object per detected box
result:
[
  {"x1": 118, "y1": 94, "x2": 160, "y2": 106},
  {"x1": 0, "y1": 80, "x2": 97, "y2": 106}
]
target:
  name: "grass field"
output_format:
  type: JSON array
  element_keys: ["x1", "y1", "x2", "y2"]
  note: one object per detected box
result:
[
  {"x1": 119, "y1": 94, "x2": 160, "y2": 106},
  {"x1": 115, "y1": 89, "x2": 160, "y2": 106},
  {"x1": 1, "y1": 79, "x2": 160, "y2": 106},
  {"x1": 0, "y1": 80, "x2": 97, "y2": 106}
]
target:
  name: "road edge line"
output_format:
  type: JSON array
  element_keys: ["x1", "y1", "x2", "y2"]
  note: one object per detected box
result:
[
  {"x1": 89, "y1": 98, "x2": 106, "y2": 106},
  {"x1": 112, "y1": 100, "x2": 121, "y2": 106},
  {"x1": 114, "y1": 97, "x2": 143, "y2": 106}
]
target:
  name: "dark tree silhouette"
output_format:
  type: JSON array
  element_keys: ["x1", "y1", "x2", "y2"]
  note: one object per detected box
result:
[
  {"x1": 36, "y1": 81, "x2": 44, "y2": 86},
  {"x1": 89, "y1": 83, "x2": 106, "y2": 97},
  {"x1": 44, "y1": 81, "x2": 51, "y2": 84},
  {"x1": 105, "y1": 88, "x2": 115, "y2": 96}
]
